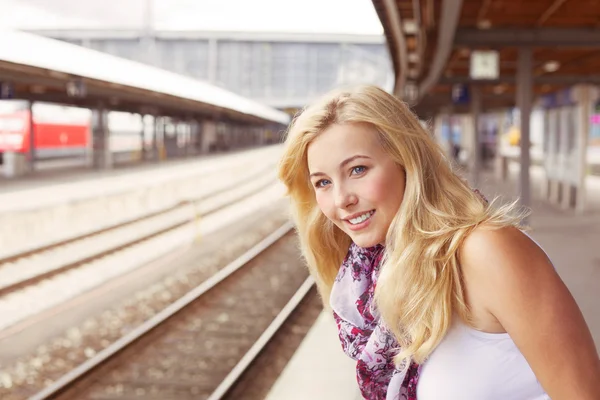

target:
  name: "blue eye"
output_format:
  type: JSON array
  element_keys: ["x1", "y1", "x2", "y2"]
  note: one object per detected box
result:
[
  {"x1": 351, "y1": 166, "x2": 367, "y2": 175},
  {"x1": 315, "y1": 179, "x2": 331, "y2": 188}
]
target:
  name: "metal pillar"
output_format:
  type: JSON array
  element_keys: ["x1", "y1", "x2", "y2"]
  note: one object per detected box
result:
[
  {"x1": 152, "y1": 115, "x2": 159, "y2": 160},
  {"x1": 157, "y1": 117, "x2": 166, "y2": 161},
  {"x1": 517, "y1": 47, "x2": 533, "y2": 212},
  {"x1": 547, "y1": 109, "x2": 561, "y2": 204},
  {"x1": 495, "y1": 110, "x2": 510, "y2": 182},
  {"x1": 202, "y1": 120, "x2": 216, "y2": 153},
  {"x1": 92, "y1": 102, "x2": 112, "y2": 169},
  {"x1": 28, "y1": 100, "x2": 35, "y2": 171},
  {"x1": 444, "y1": 106, "x2": 457, "y2": 163},
  {"x1": 560, "y1": 107, "x2": 573, "y2": 210},
  {"x1": 575, "y1": 86, "x2": 591, "y2": 214},
  {"x1": 139, "y1": 113, "x2": 146, "y2": 161},
  {"x1": 470, "y1": 86, "x2": 481, "y2": 187}
]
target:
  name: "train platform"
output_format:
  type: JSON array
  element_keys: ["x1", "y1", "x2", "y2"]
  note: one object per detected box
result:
[
  {"x1": 0, "y1": 146, "x2": 278, "y2": 201},
  {"x1": 265, "y1": 162, "x2": 600, "y2": 399},
  {"x1": 265, "y1": 311, "x2": 360, "y2": 400},
  {"x1": 0, "y1": 145, "x2": 282, "y2": 260}
]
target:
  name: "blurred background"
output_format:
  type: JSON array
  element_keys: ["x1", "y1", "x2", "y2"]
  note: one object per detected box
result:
[{"x1": 0, "y1": 1, "x2": 598, "y2": 399}]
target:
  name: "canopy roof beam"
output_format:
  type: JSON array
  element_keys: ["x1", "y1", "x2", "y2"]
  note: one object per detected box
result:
[
  {"x1": 418, "y1": 0, "x2": 464, "y2": 100},
  {"x1": 455, "y1": 28, "x2": 600, "y2": 47},
  {"x1": 440, "y1": 75, "x2": 600, "y2": 85}
]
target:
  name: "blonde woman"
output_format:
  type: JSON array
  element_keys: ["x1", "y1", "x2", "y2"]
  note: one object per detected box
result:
[{"x1": 278, "y1": 85, "x2": 600, "y2": 400}]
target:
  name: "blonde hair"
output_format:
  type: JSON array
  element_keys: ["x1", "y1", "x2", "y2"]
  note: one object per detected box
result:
[{"x1": 278, "y1": 85, "x2": 523, "y2": 365}]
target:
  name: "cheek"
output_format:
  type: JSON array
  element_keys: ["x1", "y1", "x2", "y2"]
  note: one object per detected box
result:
[
  {"x1": 314, "y1": 191, "x2": 336, "y2": 219},
  {"x1": 360, "y1": 171, "x2": 405, "y2": 211},
  {"x1": 360, "y1": 174, "x2": 391, "y2": 205}
]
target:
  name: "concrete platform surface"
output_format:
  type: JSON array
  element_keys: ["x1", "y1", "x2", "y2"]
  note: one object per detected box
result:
[{"x1": 265, "y1": 311, "x2": 360, "y2": 400}]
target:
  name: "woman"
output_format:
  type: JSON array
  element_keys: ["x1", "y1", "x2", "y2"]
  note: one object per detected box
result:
[{"x1": 277, "y1": 85, "x2": 600, "y2": 399}]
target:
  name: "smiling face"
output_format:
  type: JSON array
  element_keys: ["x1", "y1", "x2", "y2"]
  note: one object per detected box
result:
[{"x1": 307, "y1": 122, "x2": 406, "y2": 248}]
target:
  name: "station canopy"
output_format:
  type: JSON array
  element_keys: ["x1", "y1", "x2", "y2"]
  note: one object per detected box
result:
[
  {"x1": 0, "y1": 29, "x2": 290, "y2": 125},
  {"x1": 371, "y1": 0, "x2": 600, "y2": 116}
]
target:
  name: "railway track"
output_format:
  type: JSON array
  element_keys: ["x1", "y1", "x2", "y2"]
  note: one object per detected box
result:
[
  {"x1": 28, "y1": 223, "x2": 313, "y2": 400},
  {"x1": 0, "y1": 165, "x2": 276, "y2": 298}
]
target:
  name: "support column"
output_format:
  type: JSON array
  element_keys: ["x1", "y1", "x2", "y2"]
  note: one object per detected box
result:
[
  {"x1": 470, "y1": 86, "x2": 481, "y2": 187},
  {"x1": 575, "y1": 86, "x2": 591, "y2": 214},
  {"x1": 560, "y1": 107, "x2": 573, "y2": 210},
  {"x1": 547, "y1": 109, "x2": 561, "y2": 204},
  {"x1": 495, "y1": 110, "x2": 510, "y2": 182},
  {"x1": 164, "y1": 118, "x2": 179, "y2": 158},
  {"x1": 28, "y1": 100, "x2": 36, "y2": 171},
  {"x1": 153, "y1": 116, "x2": 166, "y2": 161},
  {"x1": 139, "y1": 113, "x2": 146, "y2": 161},
  {"x1": 92, "y1": 102, "x2": 112, "y2": 169},
  {"x1": 517, "y1": 47, "x2": 533, "y2": 213},
  {"x1": 150, "y1": 115, "x2": 158, "y2": 161},
  {"x1": 191, "y1": 118, "x2": 202, "y2": 155},
  {"x1": 540, "y1": 108, "x2": 550, "y2": 199},
  {"x1": 202, "y1": 120, "x2": 217, "y2": 153}
]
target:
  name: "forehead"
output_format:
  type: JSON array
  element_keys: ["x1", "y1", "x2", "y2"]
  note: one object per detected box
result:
[{"x1": 307, "y1": 123, "x2": 382, "y2": 171}]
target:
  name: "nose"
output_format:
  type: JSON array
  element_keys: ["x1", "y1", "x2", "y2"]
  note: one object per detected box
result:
[{"x1": 334, "y1": 184, "x2": 357, "y2": 209}]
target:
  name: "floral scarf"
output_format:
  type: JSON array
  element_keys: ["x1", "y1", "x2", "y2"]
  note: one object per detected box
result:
[
  {"x1": 330, "y1": 243, "x2": 419, "y2": 400},
  {"x1": 329, "y1": 189, "x2": 488, "y2": 399}
]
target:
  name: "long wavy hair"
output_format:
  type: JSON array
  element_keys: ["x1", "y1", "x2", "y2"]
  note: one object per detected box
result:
[{"x1": 278, "y1": 85, "x2": 524, "y2": 365}]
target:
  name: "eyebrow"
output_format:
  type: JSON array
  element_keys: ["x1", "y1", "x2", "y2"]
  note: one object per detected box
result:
[{"x1": 309, "y1": 155, "x2": 372, "y2": 179}]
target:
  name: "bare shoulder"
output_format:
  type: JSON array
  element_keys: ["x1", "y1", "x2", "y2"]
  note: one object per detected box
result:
[
  {"x1": 459, "y1": 224, "x2": 600, "y2": 399},
  {"x1": 458, "y1": 224, "x2": 551, "y2": 283},
  {"x1": 457, "y1": 224, "x2": 553, "y2": 330}
]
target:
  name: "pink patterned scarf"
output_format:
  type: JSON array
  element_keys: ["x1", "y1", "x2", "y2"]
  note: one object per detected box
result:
[
  {"x1": 329, "y1": 189, "x2": 488, "y2": 399},
  {"x1": 330, "y1": 243, "x2": 419, "y2": 400}
]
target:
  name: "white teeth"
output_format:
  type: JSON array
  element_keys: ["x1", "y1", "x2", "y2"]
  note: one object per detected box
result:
[{"x1": 348, "y1": 211, "x2": 374, "y2": 225}]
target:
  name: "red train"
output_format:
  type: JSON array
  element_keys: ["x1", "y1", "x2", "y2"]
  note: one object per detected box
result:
[
  {"x1": 0, "y1": 100, "x2": 149, "y2": 163},
  {"x1": 0, "y1": 100, "x2": 90, "y2": 161}
]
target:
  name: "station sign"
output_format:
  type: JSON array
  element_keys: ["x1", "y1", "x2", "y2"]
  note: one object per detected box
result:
[
  {"x1": 452, "y1": 84, "x2": 470, "y2": 104},
  {"x1": 470, "y1": 51, "x2": 499, "y2": 80},
  {"x1": 540, "y1": 88, "x2": 576, "y2": 109}
]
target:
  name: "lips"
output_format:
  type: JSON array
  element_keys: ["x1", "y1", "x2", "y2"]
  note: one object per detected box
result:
[{"x1": 343, "y1": 210, "x2": 376, "y2": 231}]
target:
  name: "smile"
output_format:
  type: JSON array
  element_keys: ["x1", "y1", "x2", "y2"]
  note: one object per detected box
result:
[
  {"x1": 348, "y1": 210, "x2": 375, "y2": 225},
  {"x1": 343, "y1": 210, "x2": 376, "y2": 232}
]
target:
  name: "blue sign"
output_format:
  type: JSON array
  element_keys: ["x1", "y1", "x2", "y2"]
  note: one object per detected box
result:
[
  {"x1": 0, "y1": 82, "x2": 14, "y2": 99},
  {"x1": 451, "y1": 84, "x2": 470, "y2": 104},
  {"x1": 540, "y1": 88, "x2": 575, "y2": 109}
]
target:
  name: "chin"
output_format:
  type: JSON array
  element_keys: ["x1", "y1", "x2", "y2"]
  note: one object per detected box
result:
[{"x1": 350, "y1": 233, "x2": 384, "y2": 249}]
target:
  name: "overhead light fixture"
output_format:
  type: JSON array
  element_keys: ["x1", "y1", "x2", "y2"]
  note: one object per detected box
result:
[
  {"x1": 477, "y1": 19, "x2": 492, "y2": 29},
  {"x1": 543, "y1": 61, "x2": 560, "y2": 72},
  {"x1": 408, "y1": 52, "x2": 419, "y2": 63},
  {"x1": 493, "y1": 85, "x2": 505, "y2": 94},
  {"x1": 403, "y1": 20, "x2": 417, "y2": 35},
  {"x1": 30, "y1": 85, "x2": 46, "y2": 94}
]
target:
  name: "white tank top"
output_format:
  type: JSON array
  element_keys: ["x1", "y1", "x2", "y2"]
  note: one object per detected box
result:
[{"x1": 417, "y1": 320, "x2": 550, "y2": 400}]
